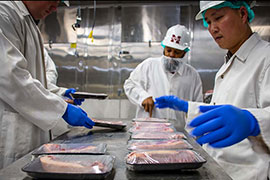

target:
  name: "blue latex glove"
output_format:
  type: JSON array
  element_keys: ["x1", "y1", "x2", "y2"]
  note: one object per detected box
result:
[
  {"x1": 64, "y1": 88, "x2": 85, "y2": 106},
  {"x1": 155, "y1": 95, "x2": 188, "y2": 113},
  {"x1": 62, "y1": 104, "x2": 95, "y2": 129},
  {"x1": 189, "y1": 105, "x2": 260, "y2": 148}
]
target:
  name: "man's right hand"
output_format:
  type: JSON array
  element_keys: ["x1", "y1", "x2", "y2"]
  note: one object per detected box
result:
[
  {"x1": 62, "y1": 104, "x2": 95, "y2": 129},
  {"x1": 155, "y1": 95, "x2": 188, "y2": 113},
  {"x1": 142, "y1": 97, "x2": 154, "y2": 117}
]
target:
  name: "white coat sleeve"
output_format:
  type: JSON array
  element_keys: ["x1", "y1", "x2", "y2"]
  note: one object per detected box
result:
[
  {"x1": 44, "y1": 48, "x2": 67, "y2": 96},
  {"x1": 247, "y1": 64, "x2": 270, "y2": 149},
  {"x1": 0, "y1": 19, "x2": 67, "y2": 131},
  {"x1": 123, "y1": 61, "x2": 152, "y2": 107}
]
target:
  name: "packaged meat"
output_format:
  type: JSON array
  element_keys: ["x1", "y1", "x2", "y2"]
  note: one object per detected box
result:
[
  {"x1": 131, "y1": 122, "x2": 172, "y2": 128},
  {"x1": 129, "y1": 126, "x2": 175, "y2": 133},
  {"x1": 126, "y1": 150, "x2": 206, "y2": 171},
  {"x1": 70, "y1": 92, "x2": 108, "y2": 99},
  {"x1": 22, "y1": 155, "x2": 115, "y2": 179},
  {"x1": 131, "y1": 132, "x2": 186, "y2": 140},
  {"x1": 127, "y1": 139, "x2": 192, "y2": 150},
  {"x1": 92, "y1": 118, "x2": 127, "y2": 130},
  {"x1": 132, "y1": 117, "x2": 169, "y2": 123},
  {"x1": 32, "y1": 143, "x2": 107, "y2": 156}
]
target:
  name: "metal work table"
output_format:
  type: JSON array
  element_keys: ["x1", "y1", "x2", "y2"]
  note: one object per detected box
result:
[{"x1": 0, "y1": 119, "x2": 232, "y2": 180}]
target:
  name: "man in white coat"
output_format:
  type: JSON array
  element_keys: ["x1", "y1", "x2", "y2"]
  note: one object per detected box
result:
[
  {"x1": 0, "y1": 1, "x2": 94, "y2": 169},
  {"x1": 124, "y1": 24, "x2": 203, "y2": 130},
  {"x1": 155, "y1": 1, "x2": 270, "y2": 179}
]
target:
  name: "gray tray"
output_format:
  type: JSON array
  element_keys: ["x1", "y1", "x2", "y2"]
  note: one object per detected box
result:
[
  {"x1": 93, "y1": 119, "x2": 127, "y2": 130},
  {"x1": 71, "y1": 92, "x2": 108, "y2": 99},
  {"x1": 22, "y1": 155, "x2": 115, "y2": 179},
  {"x1": 126, "y1": 150, "x2": 206, "y2": 171}
]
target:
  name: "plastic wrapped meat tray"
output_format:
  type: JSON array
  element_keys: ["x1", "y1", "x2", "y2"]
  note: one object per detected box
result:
[
  {"x1": 22, "y1": 155, "x2": 115, "y2": 179},
  {"x1": 70, "y1": 92, "x2": 108, "y2": 99},
  {"x1": 32, "y1": 143, "x2": 107, "y2": 156},
  {"x1": 129, "y1": 125, "x2": 176, "y2": 133},
  {"x1": 127, "y1": 139, "x2": 192, "y2": 151},
  {"x1": 92, "y1": 119, "x2": 127, "y2": 130},
  {"x1": 126, "y1": 150, "x2": 206, "y2": 171},
  {"x1": 131, "y1": 132, "x2": 186, "y2": 140},
  {"x1": 132, "y1": 117, "x2": 169, "y2": 123},
  {"x1": 131, "y1": 122, "x2": 172, "y2": 128}
]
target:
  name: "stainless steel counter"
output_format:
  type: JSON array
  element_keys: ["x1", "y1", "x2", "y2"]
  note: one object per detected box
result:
[{"x1": 0, "y1": 119, "x2": 232, "y2": 180}]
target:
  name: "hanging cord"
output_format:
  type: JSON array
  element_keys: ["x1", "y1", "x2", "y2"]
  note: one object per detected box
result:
[{"x1": 88, "y1": 0, "x2": 96, "y2": 42}]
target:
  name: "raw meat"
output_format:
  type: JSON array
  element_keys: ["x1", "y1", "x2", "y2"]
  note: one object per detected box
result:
[
  {"x1": 126, "y1": 150, "x2": 197, "y2": 164},
  {"x1": 43, "y1": 144, "x2": 97, "y2": 153},
  {"x1": 128, "y1": 140, "x2": 191, "y2": 150},
  {"x1": 40, "y1": 155, "x2": 107, "y2": 173},
  {"x1": 129, "y1": 126, "x2": 175, "y2": 133},
  {"x1": 131, "y1": 132, "x2": 185, "y2": 140}
]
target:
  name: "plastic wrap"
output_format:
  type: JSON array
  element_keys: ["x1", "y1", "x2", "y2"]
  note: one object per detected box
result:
[
  {"x1": 131, "y1": 122, "x2": 172, "y2": 128},
  {"x1": 132, "y1": 117, "x2": 169, "y2": 123},
  {"x1": 92, "y1": 119, "x2": 127, "y2": 129},
  {"x1": 126, "y1": 150, "x2": 206, "y2": 171},
  {"x1": 129, "y1": 126, "x2": 175, "y2": 133},
  {"x1": 32, "y1": 143, "x2": 107, "y2": 156},
  {"x1": 22, "y1": 155, "x2": 115, "y2": 179},
  {"x1": 127, "y1": 139, "x2": 192, "y2": 151},
  {"x1": 131, "y1": 132, "x2": 186, "y2": 140}
]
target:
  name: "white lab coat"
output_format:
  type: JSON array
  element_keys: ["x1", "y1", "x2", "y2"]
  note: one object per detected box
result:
[
  {"x1": 187, "y1": 33, "x2": 270, "y2": 180},
  {"x1": 0, "y1": 1, "x2": 67, "y2": 169},
  {"x1": 44, "y1": 48, "x2": 70, "y2": 138},
  {"x1": 124, "y1": 56, "x2": 203, "y2": 130},
  {"x1": 44, "y1": 48, "x2": 67, "y2": 96}
]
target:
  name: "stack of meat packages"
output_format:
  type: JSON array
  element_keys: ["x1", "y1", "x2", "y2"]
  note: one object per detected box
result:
[{"x1": 125, "y1": 117, "x2": 206, "y2": 171}]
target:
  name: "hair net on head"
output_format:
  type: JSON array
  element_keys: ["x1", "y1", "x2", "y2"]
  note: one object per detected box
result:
[{"x1": 201, "y1": 1, "x2": 255, "y2": 27}]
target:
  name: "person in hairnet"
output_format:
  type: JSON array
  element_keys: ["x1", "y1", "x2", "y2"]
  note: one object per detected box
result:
[
  {"x1": 44, "y1": 48, "x2": 84, "y2": 106},
  {"x1": 124, "y1": 24, "x2": 203, "y2": 130},
  {"x1": 0, "y1": 1, "x2": 94, "y2": 169},
  {"x1": 155, "y1": 1, "x2": 270, "y2": 179}
]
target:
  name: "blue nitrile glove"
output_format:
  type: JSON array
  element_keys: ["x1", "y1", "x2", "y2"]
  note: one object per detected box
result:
[
  {"x1": 189, "y1": 105, "x2": 260, "y2": 148},
  {"x1": 155, "y1": 95, "x2": 188, "y2": 113},
  {"x1": 62, "y1": 104, "x2": 95, "y2": 129},
  {"x1": 64, "y1": 88, "x2": 85, "y2": 106}
]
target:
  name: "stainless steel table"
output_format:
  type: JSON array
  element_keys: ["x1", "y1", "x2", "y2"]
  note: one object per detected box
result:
[{"x1": 0, "y1": 119, "x2": 232, "y2": 180}]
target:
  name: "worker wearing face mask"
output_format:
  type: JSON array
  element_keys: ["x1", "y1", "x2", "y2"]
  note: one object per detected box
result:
[
  {"x1": 124, "y1": 24, "x2": 203, "y2": 130},
  {"x1": 0, "y1": 1, "x2": 94, "y2": 169},
  {"x1": 155, "y1": 1, "x2": 270, "y2": 180}
]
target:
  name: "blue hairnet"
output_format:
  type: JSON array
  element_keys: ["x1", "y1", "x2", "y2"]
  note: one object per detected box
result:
[
  {"x1": 202, "y1": 1, "x2": 255, "y2": 28},
  {"x1": 161, "y1": 41, "x2": 190, "y2": 52}
]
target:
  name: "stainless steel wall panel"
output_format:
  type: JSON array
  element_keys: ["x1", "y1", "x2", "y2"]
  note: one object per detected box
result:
[{"x1": 39, "y1": 1, "x2": 270, "y2": 118}]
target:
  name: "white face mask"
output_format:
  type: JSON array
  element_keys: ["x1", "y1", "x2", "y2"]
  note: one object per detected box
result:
[{"x1": 162, "y1": 55, "x2": 182, "y2": 73}]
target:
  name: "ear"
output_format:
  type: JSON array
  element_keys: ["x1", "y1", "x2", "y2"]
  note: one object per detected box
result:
[
  {"x1": 181, "y1": 52, "x2": 186, "y2": 58},
  {"x1": 239, "y1": 6, "x2": 249, "y2": 23}
]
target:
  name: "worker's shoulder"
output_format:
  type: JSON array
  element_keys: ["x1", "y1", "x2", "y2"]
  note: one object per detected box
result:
[
  {"x1": 0, "y1": 1, "x2": 18, "y2": 14},
  {"x1": 139, "y1": 57, "x2": 161, "y2": 66},
  {"x1": 253, "y1": 38, "x2": 270, "y2": 61},
  {"x1": 182, "y1": 62, "x2": 199, "y2": 75},
  {"x1": 0, "y1": 1, "x2": 22, "y2": 20}
]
